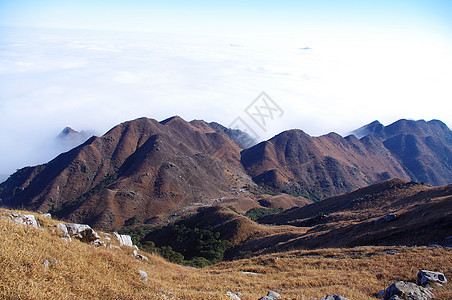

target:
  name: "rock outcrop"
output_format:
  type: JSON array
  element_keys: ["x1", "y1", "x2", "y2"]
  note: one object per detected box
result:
[
  {"x1": 65, "y1": 223, "x2": 101, "y2": 243},
  {"x1": 114, "y1": 232, "x2": 133, "y2": 247},
  {"x1": 9, "y1": 213, "x2": 39, "y2": 228},
  {"x1": 384, "y1": 281, "x2": 434, "y2": 300}
]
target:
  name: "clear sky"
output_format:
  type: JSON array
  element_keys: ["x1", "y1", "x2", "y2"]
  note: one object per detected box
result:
[{"x1": 0, "y1": 0, "x2": 452, "y2": 177}]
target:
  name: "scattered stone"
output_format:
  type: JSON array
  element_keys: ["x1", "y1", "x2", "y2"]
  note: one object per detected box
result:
[
  {"x1": 41, "y1": 213, "x2": 52, "y2": 219},
  {"x1": 160, "y1": 288, "x2": 175, "y2": 296},
  {"x1": 57, "y1": 223, "x2": 72, "y2": 242},
  {"x1": 65, "y1": 223, "x2": 101, "y2": 243},
  {"x1": 133, "y1": 249, "x2": 138, "y2": 256},
  {"x1": 91, "y1": 240, "x2": 106, "y2": 247},
  {"x1": 258, "y1": 290, "x2": 281, "y2": 300},
  {"x1": 43, "y1": 259, "x2": 58, "y2": 269},
  {"x1": 9, "y1": 213, "x2": 39, "y2": 228},
  {"x1": 384, "y1": 281, "x2": 434, "y2": 300},
  {"x1": 385, "y1": 250, "x2": 400, "y2": 255},
  {"x1": 138, "y1": 270, "x2": 148, "y2": 282},
  {"x1": 113, "y1": 232, "x2": 133, "y2": 247},
  {"x1": 136, "y1": 254, "x2": 149, "y2": 261},
  {"x1": 374, "y1": 213, "x2": 397, "y2": 224},
  {"x1": 324, "y1": 296, "x2": 348, "y2": 300},
  {"x1": 417, "y1": 270, "x2": 447, "y2": 288},
  {"x1": 226, "y1": 291, "x2": 240, "y2": 299},
  {"x1": 43, "y1": 259, "x2": 50, "y2": 268}
]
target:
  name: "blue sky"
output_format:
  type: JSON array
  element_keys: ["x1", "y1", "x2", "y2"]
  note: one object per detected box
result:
[{"x1": 0, "y1": 0, "x2": 452, "y2": 177}]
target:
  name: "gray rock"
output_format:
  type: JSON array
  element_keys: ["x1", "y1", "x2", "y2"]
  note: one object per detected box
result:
[
  {"x1": 138, "y1": 270, "x2": 148, "y2": 282},
  {"x1": 226, "y1": 291, "x2": 241, "y2": 299},
  {"x1": 9, "y1": 213, "x2": 39, "y2": 228},
  {"x1": 113, "y1": 232, "x2": 134, "y2": 247},
  {"x1": 374, "y1": 213, "x2": 397, "y2": 224},
  {"x1": 384, "y1": 281, "x2": 434, "y2": 300},
  {"x1": 137, "y1": 254, "x2": 149, "y2": 261},
  {"x1": 417, "y1": 270, "x2": 447, "y2": 288},
  {"x1": 41, "y1": 213, "x2": 52, "y2": 219},
  {"x1": 43, "y1": 259, "x2": 50, "y2": 268},
  {"x1": 91, "y1": 240, "x2": 106, "y2": 247},
  {"x1": 57, "y1": 223, "x2": 72, "y2": 242},
  {"x1": 65, "y1": 223, "x2": 100, "y2": 243},
  {"x1": 259, "y1": 290, "x2": 281, "y2": 300},
  {"x1": 324, "y1": 296, "x2": 348, "y2": 300}
]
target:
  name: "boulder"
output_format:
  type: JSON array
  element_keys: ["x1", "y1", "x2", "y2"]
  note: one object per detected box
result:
[
  {"x1": 384, "y1": 281, "x2": 434, "y2": 300},
  {"x1": 65, "y1": 223, "x2": 100, "y2": 243},
  {"x1": 57, "y1": 223, "x2": 72, "y2": 242},
  {"x1": 9, "y1": 213, "x2": 39, "y2": 228},
  {"x1": 258, "y1": 290, "x2": 281, "y2": 300},
  {"x1": 138, "y1": 270, "x2": 148, "y2": 282},
  {"x1": 417, "y1": 270, "x2": 447, "y2": 288},
  {"x1": 113, "y1": 232, "x2": 133, "y2": 247}
]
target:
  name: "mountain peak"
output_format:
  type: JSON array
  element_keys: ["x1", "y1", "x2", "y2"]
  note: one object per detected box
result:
[{"x1": 58, "y1": 126, "x2": 79, "y2": 137}]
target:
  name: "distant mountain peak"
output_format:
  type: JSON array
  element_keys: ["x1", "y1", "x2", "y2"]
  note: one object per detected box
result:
[{"x1": 58, "y1": 126, "x2": 79, "y2": 137}]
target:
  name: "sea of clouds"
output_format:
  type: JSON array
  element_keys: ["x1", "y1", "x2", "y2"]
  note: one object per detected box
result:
[{"x1": 0, "y1": 27, "x2": 451, "y2": 179}]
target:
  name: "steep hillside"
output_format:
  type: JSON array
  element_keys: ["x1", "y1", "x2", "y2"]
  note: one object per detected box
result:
[
  {"x1": 0, "y1": 117, "x2": 264, "y2": 230},
  {"x1": 351, "y1": 119, "x2": 452, "y2": 186},
  {"x1": 258, "y1": 179, "x2": 452, "y2": 252},
  {"x1": 242, "y1": 119, "x2": 452, "y2": 200},
  {"x1": 241, "y1": 130, "x2": 410, "y2": 200},
  {"x1": 1, "y1": 117, "x2": 450, "y2": 231}
]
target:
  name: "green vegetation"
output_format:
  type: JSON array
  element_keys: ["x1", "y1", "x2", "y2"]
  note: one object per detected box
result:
[
  {"x1": 245, "y1": 207, "x2": 283, "y2": 221},
  {"x1": 282, "y1": 181, "x2": 323, "y2": 201},
  {"x1": 120, "y1": 221, "x2": 231, "y2": 268}
]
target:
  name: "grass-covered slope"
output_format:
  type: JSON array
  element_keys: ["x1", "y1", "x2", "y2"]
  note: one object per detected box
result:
[{"x1": 1, "y1": 208, "x2": 452, "y2": 299}]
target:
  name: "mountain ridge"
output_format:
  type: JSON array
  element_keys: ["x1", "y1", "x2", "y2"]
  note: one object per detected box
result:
[{"x1": 1, "y1": 116, "x2": 451, "y2": 230}]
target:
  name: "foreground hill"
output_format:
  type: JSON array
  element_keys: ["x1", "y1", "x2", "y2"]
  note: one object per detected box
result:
[{"x1": 1, "y1": 208, "x2": 451, "y2": 299}]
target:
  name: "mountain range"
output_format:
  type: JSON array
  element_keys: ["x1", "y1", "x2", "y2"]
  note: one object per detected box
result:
[{"x1": 0, "y1": 117, "x2": 451, "y2": 231}]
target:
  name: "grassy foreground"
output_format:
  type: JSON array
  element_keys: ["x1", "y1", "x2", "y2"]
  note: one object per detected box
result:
[{"x1": 1, "y1": 208, "x2": 451, "y2": 299}]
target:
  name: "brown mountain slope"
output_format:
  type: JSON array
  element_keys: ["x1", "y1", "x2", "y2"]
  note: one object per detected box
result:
[
  {"x1": 358, "y1": 119, "x2": 452, "y2": 186},
  {"x1": 256, "y1": 179, "x2": 452, "y2": 252},
  {"x1": 241, "y1": 129, "x2": 410, "y2": 200},
  {"x1": 142, "y1": 179, "x2": 451, "y2": 259},
  {"x1": 241, "y1": 119, "x2": 452, "y2": 200},
  {"x1": 0, "y1": 117, "x2": 273, "y2": 230}
]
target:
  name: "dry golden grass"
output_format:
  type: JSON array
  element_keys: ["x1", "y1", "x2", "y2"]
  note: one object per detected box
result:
[{"x1": 1, "y1": 208, "x2": 451, "y2": 299}]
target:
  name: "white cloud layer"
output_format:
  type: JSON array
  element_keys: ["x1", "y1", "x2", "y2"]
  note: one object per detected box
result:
[{"x1": 0, "y1": 27, "x2": 451, "y2": 178}]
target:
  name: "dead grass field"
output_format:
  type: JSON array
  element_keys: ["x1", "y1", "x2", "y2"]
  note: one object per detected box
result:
[{"x1": 1, "y1": 208, "x2": 451, "y2": 299}]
